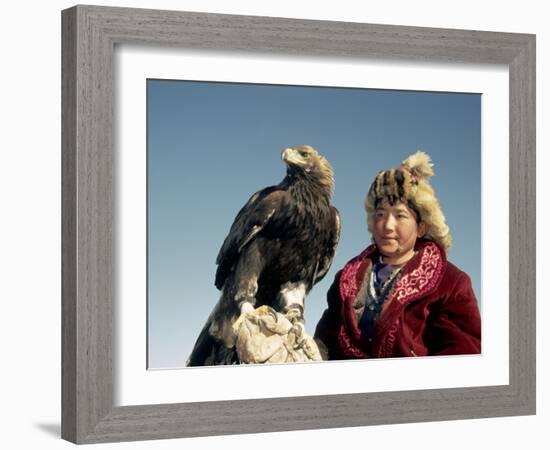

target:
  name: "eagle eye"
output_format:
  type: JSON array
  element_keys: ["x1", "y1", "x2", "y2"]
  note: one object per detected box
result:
[{"x1": 300, "y1": 151, "x2": 309, "y2": 158}]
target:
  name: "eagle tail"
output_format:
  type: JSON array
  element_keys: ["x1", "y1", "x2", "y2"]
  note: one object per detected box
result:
[{"x1": 187, "y1": 320, "x2": 239, "y2": 366}]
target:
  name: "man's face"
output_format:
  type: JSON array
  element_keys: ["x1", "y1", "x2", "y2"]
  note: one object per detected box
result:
[{"x1": 373, "y1": 198, "x2": 425, "y2": 263}]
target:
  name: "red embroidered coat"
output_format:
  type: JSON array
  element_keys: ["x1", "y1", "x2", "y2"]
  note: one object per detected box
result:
[{"x1": 314, "y1": 239, "x2": 481, "y2": 359}]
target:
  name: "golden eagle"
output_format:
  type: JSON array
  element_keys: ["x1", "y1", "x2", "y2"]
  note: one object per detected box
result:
[{"x1": 187, "y1": 145, "x2": 340, "y2": 365}]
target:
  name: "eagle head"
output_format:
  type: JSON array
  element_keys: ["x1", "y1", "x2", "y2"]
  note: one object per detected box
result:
[{"x1": 282, "y1": 145, "x2": 334, "y2": 196}]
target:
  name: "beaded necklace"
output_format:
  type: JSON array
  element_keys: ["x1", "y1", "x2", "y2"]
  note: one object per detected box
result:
[
  {"x1": 369, "y1": 261, "x2": 402, "y2": 299},
  {"x1": 359, "y1": 260, "x2": 403, "y2": 342}
]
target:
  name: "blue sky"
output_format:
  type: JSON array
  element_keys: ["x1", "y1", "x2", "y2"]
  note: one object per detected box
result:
[{"x1": 147, "y1": 79, "x2": 481, "y2": 369}]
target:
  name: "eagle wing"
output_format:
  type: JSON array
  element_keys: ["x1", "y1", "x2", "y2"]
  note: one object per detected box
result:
[
  {"x1": 313, "y1": 206, "x2": 341, "y2": 285},
  {"x1": 215, "y1": 187, "x2": 282, "y2": 289}
]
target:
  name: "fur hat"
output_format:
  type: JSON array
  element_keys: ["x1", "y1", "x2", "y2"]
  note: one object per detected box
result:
[{"x1": 365, "y1": 151, "x2": 452, "y2": 252}]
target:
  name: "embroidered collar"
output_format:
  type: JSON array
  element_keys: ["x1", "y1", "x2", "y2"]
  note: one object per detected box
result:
[
  {"x1": 336, "y1": 239, "x2": 447, "y2": 357},
  {"x1": 339, "y1": 239, "x2": 446, "y2": 306}
]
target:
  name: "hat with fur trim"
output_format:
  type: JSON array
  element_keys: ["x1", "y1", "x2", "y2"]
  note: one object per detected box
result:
[{"x1": 365, "y1": 151, "x2": 452, "y2": 252}]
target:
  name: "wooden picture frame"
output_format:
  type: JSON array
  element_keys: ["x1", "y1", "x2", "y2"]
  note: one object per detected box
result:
[{"x1": 61, "y1": 4, "x2": 535, "y2": 444}]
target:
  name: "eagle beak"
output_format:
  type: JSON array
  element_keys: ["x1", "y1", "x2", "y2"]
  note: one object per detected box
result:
[
  {"x1": 282, "y1": 148, "x2": 291, "y2": 161},
  {"x1": 282, "y1": 147, "x2": 298, "y2": 165}
]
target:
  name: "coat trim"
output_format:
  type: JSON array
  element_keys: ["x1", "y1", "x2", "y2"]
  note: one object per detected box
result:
[{"x1": 337, "y1": 239, "x2": 446, "y2": 358}]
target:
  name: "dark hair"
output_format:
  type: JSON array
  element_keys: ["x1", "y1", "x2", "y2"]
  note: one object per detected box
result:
[{"x1": 374, "y1": 196, "x2": 422, "y2": 224}]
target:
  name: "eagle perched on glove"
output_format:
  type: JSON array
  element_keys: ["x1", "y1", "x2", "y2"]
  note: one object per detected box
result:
[{"x1": 187, "y1": 145, "x2": 341, "y2": 366}]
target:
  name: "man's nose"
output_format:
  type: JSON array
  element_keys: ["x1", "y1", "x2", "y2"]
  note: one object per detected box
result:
[{"x1": 383, "y1": 215, "x2": 396, "y2": 231}]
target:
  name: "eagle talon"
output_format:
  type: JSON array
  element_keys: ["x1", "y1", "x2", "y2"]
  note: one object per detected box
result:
[
  {"x1": 285, "y1": 306, "x2": 304, "y2": 325},
  {"x1": 290, "y1": 322, "x2": 307, "y2": 348}
]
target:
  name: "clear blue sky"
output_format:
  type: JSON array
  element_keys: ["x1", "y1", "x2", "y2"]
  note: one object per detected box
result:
[{"x1": 147, "y1": 79, "x2": 481, "y2": 369}]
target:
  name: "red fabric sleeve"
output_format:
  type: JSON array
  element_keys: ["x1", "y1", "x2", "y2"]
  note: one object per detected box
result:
[{"x1": 424, "y1": 271, "x2": 482, "y2": 355}]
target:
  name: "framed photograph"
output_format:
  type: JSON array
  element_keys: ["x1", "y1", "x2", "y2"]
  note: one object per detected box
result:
[
  {"x1": 145, "y1": 80, "x2": 484, "y2": 370},
  {"x1": 62, "y1": 5, "x2": 535, "y2": 444}
]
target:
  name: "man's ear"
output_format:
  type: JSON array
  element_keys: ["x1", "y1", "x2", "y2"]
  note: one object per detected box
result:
[{"x1": 418, "y1": 222, "x2": 428, "y2": 237}]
